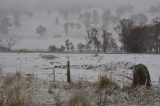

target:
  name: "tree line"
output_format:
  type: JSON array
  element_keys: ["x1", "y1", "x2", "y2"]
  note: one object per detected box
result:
[
  {"x1": 49, "y1": 17, "x2": 160, "y2": 54},
  {"x1": 116, "y1": 17, "x2": 160, "y2": 53}
]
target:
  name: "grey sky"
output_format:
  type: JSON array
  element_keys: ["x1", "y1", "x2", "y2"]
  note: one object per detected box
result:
[{"x1": 0, "y1": 0, "x2": 160, "y2": 11}]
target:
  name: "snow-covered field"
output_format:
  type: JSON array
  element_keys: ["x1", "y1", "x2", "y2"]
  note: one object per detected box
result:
[
  {"x1": 14, "y1": 36, "x2": 86, "y2": 50},
  {"x1": 0, "y1": 53, "x2": 160, "y2": 105},
  {"x1": 0, "y1": 53, "x2": 160, "y2": 85}
]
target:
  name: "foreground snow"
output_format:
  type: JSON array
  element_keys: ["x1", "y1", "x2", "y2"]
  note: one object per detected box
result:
[{"x1": 0, "y1": 53, "x2": 160, "y2": 105}]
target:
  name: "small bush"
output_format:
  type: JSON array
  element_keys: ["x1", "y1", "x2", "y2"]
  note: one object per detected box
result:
[
  {"x1": 132, "y1": 64, "x2": 151, "y2": 87},
  {"x1": 98, "y1": 75, "x2": 118, "y2": 89}
]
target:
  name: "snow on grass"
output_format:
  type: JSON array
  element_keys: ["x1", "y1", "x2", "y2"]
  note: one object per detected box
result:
[
  {"x1": 0, "y1": 53, "x2": 160, "y2": 105},
  {"x1": 0, "y1": 53, "x2": 160, "y2": 85}
]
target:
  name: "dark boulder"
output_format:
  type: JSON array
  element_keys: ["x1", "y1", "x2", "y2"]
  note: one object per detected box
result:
[{"x1": 132, "y1": 64, "x2": 151, "y2": 87}]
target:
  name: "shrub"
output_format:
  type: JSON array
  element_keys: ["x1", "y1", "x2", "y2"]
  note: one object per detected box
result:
[
  {"x1": 132, "y1": 64, "x2": 151, "y2": 87},
  {"x1": 98, "y1": 75, "x2": 118, "y2": 89}
]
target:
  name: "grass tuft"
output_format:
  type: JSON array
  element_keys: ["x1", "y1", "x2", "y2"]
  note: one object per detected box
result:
[
  {"x1": 68, "y1": 90, "x2": 91, "y2": 106},
  {"x1": 2, "y1": 72, "x2": 33, "y2": 106},
  {"x1": 98, "y1": 74, "x2": 119, "y2": 89}
]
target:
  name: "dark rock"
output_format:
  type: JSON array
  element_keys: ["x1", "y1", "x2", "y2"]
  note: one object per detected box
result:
[{"x1": 132, "y1": 64, "x2": 151, "y2": 87}]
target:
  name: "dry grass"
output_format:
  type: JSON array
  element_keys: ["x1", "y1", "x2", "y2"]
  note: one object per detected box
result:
[
  {"x1": 71, "y1": 79, "x2": 89, "y2": 89},
  {"x1": 54, "y1": 93, "x2": 62, "y2": 106},
  {"x1": 2, "y1": 71, "x2": 33, "y2": 106},
  {"x1": 48, "y1": 81, "x2": 58, "y2": 94},
  {"x1": 68, "y1": 90, "x2": 91, "y2": 106},
  {"x1": 98, "y1": 74, "x2": 119, "y2": 89}
]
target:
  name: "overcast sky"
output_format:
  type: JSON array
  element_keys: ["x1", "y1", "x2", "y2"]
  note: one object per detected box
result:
[{"x1": 0, "y1": 0, "x2": 160, "y2": 11}]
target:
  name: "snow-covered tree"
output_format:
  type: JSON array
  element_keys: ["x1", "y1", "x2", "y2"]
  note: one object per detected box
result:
[{"x1": 36, "y1": 25, "x2": 47, "y2": 37}]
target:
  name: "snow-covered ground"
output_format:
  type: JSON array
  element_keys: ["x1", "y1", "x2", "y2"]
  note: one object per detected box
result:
[{"x1": 0, "y1": 53, "x2": 160, "y2": 85}]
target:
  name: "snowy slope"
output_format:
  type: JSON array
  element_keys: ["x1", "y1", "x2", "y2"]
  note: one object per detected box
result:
[{"x1": 1, "y1": 7, "x2": 160, "y2": 50}]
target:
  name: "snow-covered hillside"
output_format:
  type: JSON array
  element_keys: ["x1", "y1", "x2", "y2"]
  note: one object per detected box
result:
[{"x1": 1, "y1": 6, "x2": 159, "y2": 50}]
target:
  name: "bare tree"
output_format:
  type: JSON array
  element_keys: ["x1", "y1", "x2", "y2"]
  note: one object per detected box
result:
[
  {"x1": 101, "y1": 30, "x2": 109, "y2": 52},
  {"x1": 77, "y1": 43, "x2": 85, "y2": 52},
  {"x1": 36, "y1": 25, "x2": 47, "y2": 37},
  {"x1": 5, "y1": 34, "x2": 18, "y2": 50},
  {"x1": 87, "y1": 27, "x2": 101, "y2": 52},
  {"x1": 60, "y1": 45, "x2": 65, "y2": 52},
  {"x1": 70, "y1": 42, "x2": 74, "y2": 52},
  {"x1": 93, "y1": 37, "x2": 101, "y2": 52},
  {"x1": 65, "y1": 39, "x2": 70, "y2": 51},
  {"x1": 117, "y1": 19, "x2": 134, "y2": 52},
  {"x1": 65, "y1": 39, "x2": 74, "y2": 52}
]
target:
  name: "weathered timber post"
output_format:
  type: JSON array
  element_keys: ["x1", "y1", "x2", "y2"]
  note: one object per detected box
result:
[{"x1": 67, "y1": 60, "x2": 71, "y2": 83}]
